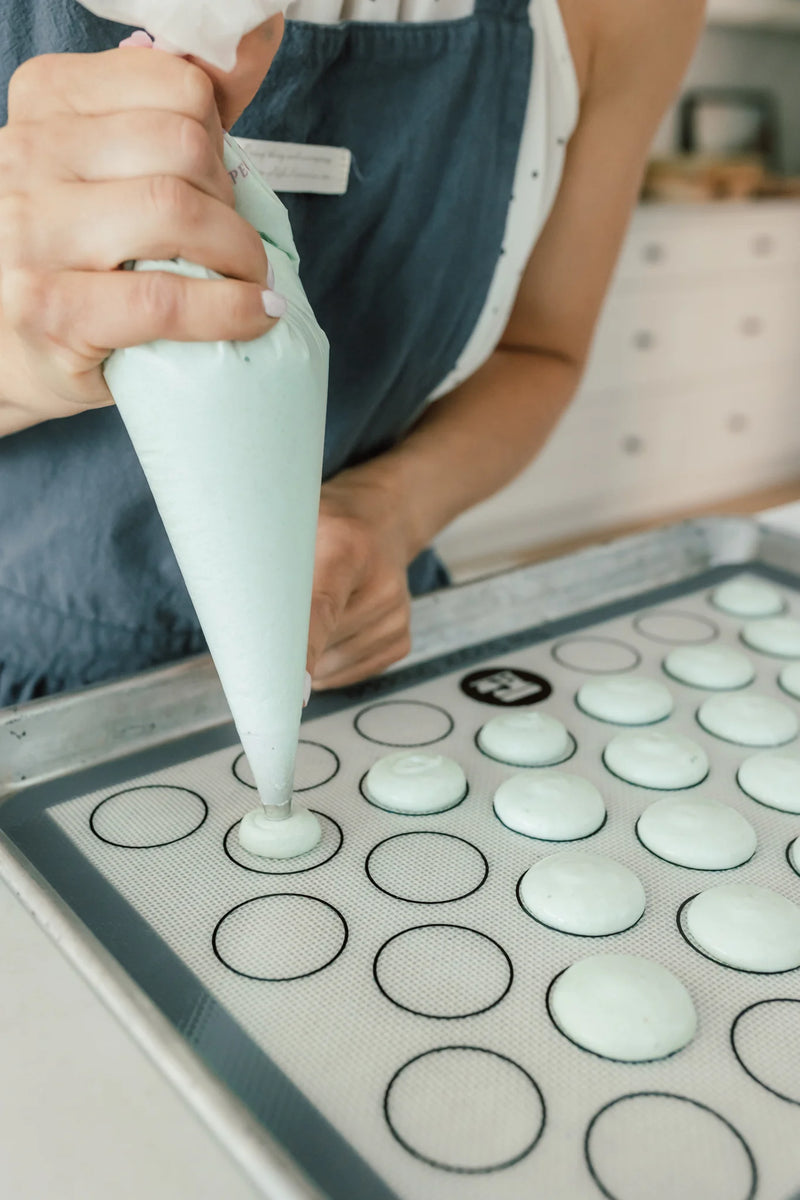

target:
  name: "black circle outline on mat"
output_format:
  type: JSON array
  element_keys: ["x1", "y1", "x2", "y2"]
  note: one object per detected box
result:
[
  {"x1": 474, "y1": 726, "x2": 577, "y2": 768},
  {"x1": 551, "y1": 636, "x2": 641, "y2": 675},
  {"x1": 634, "y1": 812, "x2": 756, "y2": 873},
  {"x1": 575, "y1": 687, "x2": 673, "y2": 728},
  {"x1": 731, "y1": 998, "x2": 800, "y2": 1106},
  {"x1": 584, "y1": 1091, "x2": 757, "y2": 1200},
  {"x1": 601, "y1": 744, "x2": 709, "y2": 792},
  {"x1": 353, "y1": 700, "x2": 454, "y2": 748},
  {"x1": 676, "y1": 894, "x2": 800, "y2": 976},
  {"x1": 736, "y1": 762, "x2": 800, "y2": 816},
  {"x1": 459, "y1": 667, "x2": 552, "y2": 708},
  {"x1": 545, "y1": 970, "x2": 693, "y2": 1065},
  {"x1": 232, "y1": 740, "x2": 341, "y2": 793},
  {"x1": 494, "y1": 799, "x2": 607, "y2": 845},
  {"x1": 222, "y1": 811, "x2": 343, "y2": 876},
  {"x1": 365, "y1": 831, "x2": 489, "y2": 905},
  {"x1": 358, "y1": 770, "x2": 469, "y2": 817},
  {"x1": 212, "y1": 892, "x2": 348, "y2": 981},
  {"x1": 89, "y1": 784, "x2": 208, "y2": 849},
  {"x1": 517, "y1": 869, "x2": 644, "y2": 939},
  {"x1": 373, "y1": 924, "x2": 513, "y2": 1019},
  {"x1": 695, "y1": 700, "x2": 799, "y2": 750},
  {"x1": 787, "y1": 837, "x2": 800, "y2": 879},
  {"x1": 383, "y1": 1045, "x2": 545, "y2": 1174},
  {"x1": 633, "y1": 609, "x2": 719, "y2": 646}
]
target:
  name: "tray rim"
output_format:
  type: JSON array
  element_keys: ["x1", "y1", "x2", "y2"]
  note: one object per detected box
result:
[{"x1": 5, "y1": 514, "x2": 794, "y2": 800}]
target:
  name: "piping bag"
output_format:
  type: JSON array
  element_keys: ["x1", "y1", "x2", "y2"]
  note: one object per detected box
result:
[{"x1": 80, "y1": 0, "x2": 329, "y2": 857}]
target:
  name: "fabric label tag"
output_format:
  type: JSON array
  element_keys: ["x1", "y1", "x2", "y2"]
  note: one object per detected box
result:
[{"x1": 234, "y1": 138, "x2": 352, "y2": 195}]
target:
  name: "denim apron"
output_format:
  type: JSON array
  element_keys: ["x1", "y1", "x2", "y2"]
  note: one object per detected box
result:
[{"x1": 0, "y1": 0, "x2": 533, "y2": 706}]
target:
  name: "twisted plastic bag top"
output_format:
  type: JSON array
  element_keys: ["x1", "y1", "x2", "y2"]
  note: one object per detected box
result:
[{"x1": 79, "y1": 0, "x2": 288, "y2": 70}]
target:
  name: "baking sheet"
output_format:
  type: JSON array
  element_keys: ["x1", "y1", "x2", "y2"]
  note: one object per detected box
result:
[{"x1": 2, "y1": 520, "x2": 800, "y2": 1200}]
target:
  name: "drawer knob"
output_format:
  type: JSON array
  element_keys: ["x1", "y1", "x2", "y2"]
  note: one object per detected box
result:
[
  {"x1": 741, "y1": 316, "x2": 763, "y2": 337},
  {"x1": 751, "y1": 235, "x2": 774, "y2": 258},
  {"x1": 621, "y1": 434, "x2": 644, "y2": 455},
  {"x1": 633, "y1": 330, "x2": 656, "y2": 351},
  {"x1": 642, "y1": 242, "x2": 666, "y2": 265}
]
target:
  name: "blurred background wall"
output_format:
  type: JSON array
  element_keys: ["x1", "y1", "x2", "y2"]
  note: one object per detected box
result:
[{"x1": 436, "y1": 5, "x2": 800, "y2": 579}]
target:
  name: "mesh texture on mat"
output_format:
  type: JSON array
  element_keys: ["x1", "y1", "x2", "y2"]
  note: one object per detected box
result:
[{"x1": 50, "y1": 575, "x2": 800, "y2": 1200}]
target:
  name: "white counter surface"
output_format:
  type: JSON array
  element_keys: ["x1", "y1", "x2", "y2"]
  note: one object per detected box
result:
[
  {"x1": 0, "y1": 876, "x2": 263, "y2": 1200},
  {"x1": 3, "y1": 504, "x2": 800, "y2": 1200}
]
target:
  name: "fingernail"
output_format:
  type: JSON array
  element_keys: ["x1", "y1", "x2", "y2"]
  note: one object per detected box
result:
[
  {"x1": 119, "y1": 30, "x2": 154, "y2": 48},
  {"x1": 262, "y1": 289, "x2": 287, "y2": 319},
  {"x1": 267, "y1": 261, "x2": 275, "y2": 291},
  {"x1": 303, "y1": 671, "x2": 312, "y2": 707}
]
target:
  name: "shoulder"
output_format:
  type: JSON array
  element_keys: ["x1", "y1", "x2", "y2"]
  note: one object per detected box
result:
[{"x1": 559, "y1": 0, "x2": 706, "y2": 110}]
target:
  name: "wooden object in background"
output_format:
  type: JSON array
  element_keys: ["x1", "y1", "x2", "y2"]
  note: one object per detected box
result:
[{"x1": 643, "y1": 156, "x2": 769, "y2": 202}]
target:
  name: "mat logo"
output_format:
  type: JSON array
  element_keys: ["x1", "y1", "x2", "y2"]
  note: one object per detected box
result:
[{"x1": 460, "y1": 667, "x2": 553, "y2": 707}]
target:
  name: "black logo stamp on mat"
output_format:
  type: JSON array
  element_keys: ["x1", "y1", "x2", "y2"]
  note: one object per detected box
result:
[{"x1": 460, "y1": 667, "x2": 552, "y2": 707}]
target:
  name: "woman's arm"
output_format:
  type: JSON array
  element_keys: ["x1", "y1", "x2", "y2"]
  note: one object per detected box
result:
[{"x1": 308, "y1": 0, "x2": 706, "y2": 690}]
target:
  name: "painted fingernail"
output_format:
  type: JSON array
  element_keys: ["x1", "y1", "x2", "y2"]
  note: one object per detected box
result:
[
  {"x1": 303, "y1": 671, "x2": 312, "y2": 707},
  {"x1": 267, "y1": 261, "x2": 275, "y2": 291},
  {"x1": 262, "y1": 289, "x2": 287, "y2": 319},
  {"x1": 119, "y1": 30, "x2": 154, "y2": 48}
]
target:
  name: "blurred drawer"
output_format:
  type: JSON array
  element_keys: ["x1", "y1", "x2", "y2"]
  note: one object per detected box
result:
[
  {"x1": 436, "y1": 366, "x2": 800, "y2": 573},
  {"x1": 583, "y1": 278, "x2": 800, "y2": 392},
  {"x1": 614, "y1": 204, "x2": 800, "y2": 283},
  {"x1": 540, "y1": 363, "x2": 800, "y2": 496},
  {"x1": 707, "y1": 0, "x2": 800, "y2": 29}
]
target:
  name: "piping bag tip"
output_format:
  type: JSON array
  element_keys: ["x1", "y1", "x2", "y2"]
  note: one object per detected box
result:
[{"x1": 239, "y1": 803, "x2": 322, "y2": 859}]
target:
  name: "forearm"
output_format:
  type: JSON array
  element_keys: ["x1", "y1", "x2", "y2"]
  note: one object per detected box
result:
[
  {"x1": 0, "y1": 337, "x2": 42, "y2": 438},
  {"x1": 0, "y1": 403, "x2": 35, "y2": 438},
  {"x1": 0, "y1": 324, "x2": 64, "y2": 438},
  {"x1": 0, "y1": 320, "x2": 115, "y2": 438},
  {"x1": 361, "y1": 345, "x2": 581, "y2": 558},
  {"x1": 0, "y1": 385, "x2": 66, "y2": 439}
]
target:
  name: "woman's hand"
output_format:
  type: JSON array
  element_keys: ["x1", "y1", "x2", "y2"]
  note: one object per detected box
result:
[
  {"x1": 307, "y1": 466, "x2": 417, "y2": 691},
  {"x1": 0, "y1": 37, "x2": 282, "y2": 436}
]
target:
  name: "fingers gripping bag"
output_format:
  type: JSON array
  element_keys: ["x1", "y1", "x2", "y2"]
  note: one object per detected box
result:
[{"x1": 80, "y1": 2, "x2": 329, "y2": 809}]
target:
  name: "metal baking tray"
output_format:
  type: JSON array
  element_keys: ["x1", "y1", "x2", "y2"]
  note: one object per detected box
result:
[{"x1": 2, "y1": 516, "x2": 799, "y2": 1200}]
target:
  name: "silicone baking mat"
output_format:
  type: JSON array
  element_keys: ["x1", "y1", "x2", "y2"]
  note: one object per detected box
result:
[{"x1": 3, "y1": 562, "x2": 800, "y2": 1200}]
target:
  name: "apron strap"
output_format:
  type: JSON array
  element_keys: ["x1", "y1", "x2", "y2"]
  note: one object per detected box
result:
[{"x1": 474, "y1": 0, "x2": 530, "y2": 20}]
